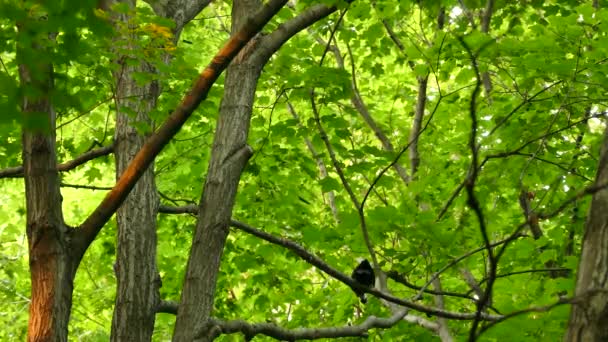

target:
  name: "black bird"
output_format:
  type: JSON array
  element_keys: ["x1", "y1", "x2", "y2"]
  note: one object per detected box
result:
[{"x1": 351, "y1": 259, "x2": 375, "y2": 303}]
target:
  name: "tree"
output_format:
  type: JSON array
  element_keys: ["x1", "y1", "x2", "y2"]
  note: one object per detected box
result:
[
  {"x1": 565, "y1": 126, "x2": 608, "y2": 342},
  {"x1": 2, "y1": 0, "x2": 608, "y2": 341}
]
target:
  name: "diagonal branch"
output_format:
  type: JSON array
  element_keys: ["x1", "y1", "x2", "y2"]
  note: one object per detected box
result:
[
  {"x1": 251, "y1": 4, "x2": 338, "y2": 66},
  {"x1": 313, "y1": 34, "x2": 410, "y2": 184},
  {"x1": 72, "y1": 0, "x2": 289, "y2": 262},
  {"x1": 231, "y1": 220, "x2": 500, "y2": 320},
  {"x1": 159, "y1": 205, "x2": 504, "y2": 321},
  {"x1": 287, "y1": 100, "x2": 339, "y2": 222},
  {"x1": 308, "y1": 9, "x2": 381, "y2": 270}
]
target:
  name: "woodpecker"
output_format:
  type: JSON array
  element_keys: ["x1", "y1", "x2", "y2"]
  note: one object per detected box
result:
[{"x1": 351, "y1": 259, "x2": 375, "y2": 303}]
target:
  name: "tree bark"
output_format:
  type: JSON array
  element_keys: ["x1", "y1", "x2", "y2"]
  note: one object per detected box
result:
[
  {"x1": 565, "y1": 126, "x2": 608, "y2": 341},
  {"x1": 172, "y1": 3, "x2": 261, "y2": 340},
  {"x1": 173, "y1": 1, "x2": 336, "y2": 339},
  {"x1": 18, "y1": 29, "x2": 74, "y2": 342},
  {"x1": 110, "y1": 3, "x2": 161, "y2": 339},
  {"x1": 110, "y1": 1, "x2": 211, "y2": 339}
]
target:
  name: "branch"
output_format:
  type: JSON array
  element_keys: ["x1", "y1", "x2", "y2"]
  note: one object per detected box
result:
[
  {"x1": 540, "y1": 181, "x2": 608, "y2": 220},
  {"x1": 72, "y1": 0, "x2": 289, "y2": 262},
  {"x1": 409, "y1": 74, "x2": 428, "y2": 177},
  {"x1": 432, "y1": 277, "x2": 454, "y2": 342},
  {"x1": 159, "y1": 205, "x2": 504, "y2": 320},
  {"x1": 160, "y1": 297, "x2": 409, "y2": 340},
  {"x1": 286, "y1": 101, "x2": 339, "y2": 222},
  {"x1": 488, "y1": 81, "x2": 563, "y2": 136},
  {"x1": 410, "y1": 233, "x2": 525, "y2": 309},
  {"x1": 476, "y1": 289, "x2": 608, "y2": 339},
  {"x1": 157, "y1": 300, "x2": 178, "y2": 314},
  {"x1": 437, "y1": 112, "x2": 599, "y2": 221},
  {"x1": 457, "y1": 36, "x2": 495, "y2": 342},
  {"x1": 61, "y1": 183, "x2": 113, "y2": 191},
  {"x1": 361, "y1": 87, "x2": 451, "y2": 215},
  {"x1": 310, "y1": 89, "x2": 378, "y2": 268},
  {"x1": 229, "y1": 219, "x2": 501, "y2": 321},
  {"x1": 0, "y1": 145, "x2": 113, "y2": 179},
  {"x1": 143, "y1": 0, "x2": 212, "y2": 31},
  {"x1": 159, "y1": 204, "x2": 197, "y2": 214},
  {"x1": 251, "y1": 4, "x2": 337, "y2": 66},
  {"x1": 460, "y1": 268, "x2": 484, "y2": 301},
  {"x1": 314, "y1": 34, "x2": 410, "y2": 184},
  {"x1": 386, "y1": 270, "x2": 476, "y2": 301},
  {"x1": 480, "y1": 0, "x2": 495, "y2": 102},
  {"x1": 309, "y1": 15, "x2": 380, "y2": 269},
  {"x1": 476, "y1": 268, "x2": 571, "y2": 288},
  {"x1": 200, "y1": 310, "x2": 407, "y2": 341}
]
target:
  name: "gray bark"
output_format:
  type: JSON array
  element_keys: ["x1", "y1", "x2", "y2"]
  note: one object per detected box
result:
[
  {"x1": 173, "y1": 1, "x2": 336, "y2": 340},
  {"x1": 111, "y1": 41, "x2": 161, "y2": 342},
  {"x1": 408, "y1": 75, "x2": 428, "y2": 177},
  {"x1": 110, "y1": 0, "x2": 208, "y2": 340},
  {"x1": 109, "y1": 2, "x2": 161, "y2": 340},
  {"x1": 172, "y1": 2, "x2": 260, "y2": 340},
  {"x1": 565, "y1": 126, "x2": 608, "y2": 341}
]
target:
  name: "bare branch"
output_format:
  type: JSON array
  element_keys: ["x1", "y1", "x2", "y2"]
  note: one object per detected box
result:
[
  {"x1": 0, "y1": 145, "x2": 113, "y2": 179},
  {"x1": 159, "y1": 204, "x2": 197, "y2": 214},
  {"x1": 143, "y1": 0, "x2": 212, "y2": 32},
  {"x1": 433, "y1": 277, "x2": 454, "y2": 342},
  {"x1": 158, "y1": 299, "x2": 408, "y2": 341},
  {"x1": 480, "y1": 0, "x2": 495, "y2": 102},
  {"x1": 476, "y1": 268, "x2": 571, "y2": 288},
  {"x1": 229, "y1": 220, "x2": 501, "y2": 321},
  {"x1": 61, "y1": 183, "x2": 112, "y2": 191},
  {"x1": 387, "y1": 271, "x2": 476, "y2": 301},
  {"x1": 457, "y1": 36, "x2": 495, "y2": 342},
  {"x1": 159, "y1": 205, "x2": 506, "y2": 320},
  {"x1": 287, "y1": 101, "x2": 339, "y2": 222},
  {"x1": 200, "y1": 310, "x2": 408, "y2": 341},
  {"x1": 409, "y1": 75, "x2": 428, "y2": 177},
  {"x1": 460, "y1": 268, "x2": 484, "y2": 302},
  {"x1": 478, "y1": 289, "x2": 608, "y2": 339}
]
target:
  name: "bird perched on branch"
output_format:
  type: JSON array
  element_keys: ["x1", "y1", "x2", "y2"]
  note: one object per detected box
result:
[{"x1": 351, "y1": 259, "x2": 375, "y2": 303}]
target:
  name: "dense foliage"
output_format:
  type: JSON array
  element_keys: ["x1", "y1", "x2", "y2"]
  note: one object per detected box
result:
[{"x1": 2, "y1": 0, "x2": 608, "y2": 340}]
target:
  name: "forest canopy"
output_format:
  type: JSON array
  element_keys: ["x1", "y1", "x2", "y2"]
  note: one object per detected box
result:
[{"x1": 2, "y1": 0, "x2": 608, "y2": 341}]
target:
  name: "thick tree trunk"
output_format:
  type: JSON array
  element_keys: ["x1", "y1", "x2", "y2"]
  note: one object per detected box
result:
[
  {"x1": 19, "y1": 48, "x2": 74, "y2": 342},
  {"x1": 110, "y1": 2, "x2": 161, "y2": 340},
  {"x1": 172, "y1": 1, "x2": 261, "y2": 340},
  {"x1": 565, "y1": 126, "x2": 608, "y2": 341}
]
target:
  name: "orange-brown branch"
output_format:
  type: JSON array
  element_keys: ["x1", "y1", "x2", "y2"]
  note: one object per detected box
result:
[{"x1": 74, "y1": 0, "x2": 288, "y2": 261}]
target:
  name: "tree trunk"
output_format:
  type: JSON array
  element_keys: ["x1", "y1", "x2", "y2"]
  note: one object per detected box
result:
[
  {"x1": 111, "y1": 35, "x2": 161, "y2": 342},
  {"x1": 565, "y1": 126, "x2": 608, "y2": 341},
  {"x1": 111, "y1": 52, "x2": 160, "y2": 341},
  {"x1": 19, "y1": 34, "x2": 74, "y2": 342},
  {"x1": 172, "y1": 3, "x2": 261, "y2": 340}
]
